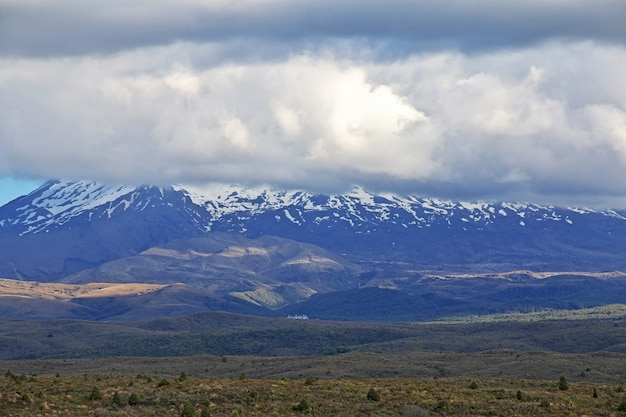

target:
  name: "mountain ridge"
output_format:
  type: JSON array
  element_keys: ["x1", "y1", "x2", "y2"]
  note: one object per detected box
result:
[
  {"x1": 4, "y1": 179, "x2": 624, "y2": 237},
  {"x1": 2, "y1": 179, "x2": 626, "y2": 276},
  {"x1": 1, "y1": 179, "x2": 626, "y2": 322}
]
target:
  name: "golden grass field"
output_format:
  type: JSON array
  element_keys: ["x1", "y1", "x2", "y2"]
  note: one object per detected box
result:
[{"x1": 0, "y1": 279, "x2": 166, "y2": 300}]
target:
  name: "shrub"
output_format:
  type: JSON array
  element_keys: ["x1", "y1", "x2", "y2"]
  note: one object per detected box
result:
[
  {"x1": 157, "y1": 378, "x2": 171, "y2": 387},
  {"x1": 367, "y1": 388, "x2": 380, "y2": 401},
  {"x1": 436, "y1": 400, "x2": 450, "y2": 411},
  {"x1": 469, "y1": 381, "x2": 479, "y2": 389},
  {"x1": 558, "y1": 376, "x2": 569, "y2": 391},
  {"x1": 494, "y1": 389, "x2": 507, "y2": 399},
  {"x1": 128, "y1": 393, "x2": 140, "y2": 406},
  {"x1": 88, "y1": 386, "x2": 103, "y2": 401},
  {"x1": 292, "y1": 398, "x2": 310, "y2": 412},
  {"x1": 181, "y1": 401, "x2": 196, "y2": 417},
  {"x1": 112, "y1": 391, "x2": 126, "y2": 407}
]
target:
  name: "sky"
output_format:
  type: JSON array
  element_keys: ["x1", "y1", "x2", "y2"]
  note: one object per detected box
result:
[{"x1": 1, "y1": 1, "x2": 626, "y2": 208}]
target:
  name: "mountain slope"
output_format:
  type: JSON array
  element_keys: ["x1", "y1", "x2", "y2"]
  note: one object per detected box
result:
[
  {"x1": 61, "y1": 234, "x2": 362, "y2": 309},
  {"x1": 188, "y1": 185, "x2": 626, "y2": 270},
  {"x1": 0, "y1": 180, "x2": 212, "y2": 280},
  {"x1": 2, "y1": 180, "x2": 626, "y2": 321}
]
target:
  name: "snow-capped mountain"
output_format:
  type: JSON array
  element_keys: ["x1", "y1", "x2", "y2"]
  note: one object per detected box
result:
[
  {"x1": 1, "y1": 179, "x2": 626, "y2": 282},
  {"x1": 3, "y1": 179, "x2": 624, "y2": 237},
  {"x1": 184, "y1": 183, "x2": 606, "y2": 232},
  {"x1": 0, "y1": 180, "x2": 211, "y2": 235}
]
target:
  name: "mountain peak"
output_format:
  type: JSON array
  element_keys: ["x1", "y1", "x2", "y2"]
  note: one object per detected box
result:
[
  {"x1": 1, "y1": 180, "x2": 622, "y2": 237},
  {"x1": 0, "y1": 180, "x2": 198, "y2": 235},
  {"x1": 1, "y1": 179, "x2": 626, "y2": 282}
]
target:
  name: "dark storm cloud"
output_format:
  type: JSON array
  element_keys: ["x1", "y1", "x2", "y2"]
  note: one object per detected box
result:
[{"x1": 2, "y1": 0, "x2": 625, "y2": 58}]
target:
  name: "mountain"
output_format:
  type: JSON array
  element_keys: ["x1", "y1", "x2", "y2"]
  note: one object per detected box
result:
[
  {"x1": 3, "y1": 180, "x2": 626, "y2": 273},
  {"x1": 1, "y1": 179, "x2": 626, "y2": 321},
  {"x1": 0, "y1": 180, "x2": 212, "y2": 280}
]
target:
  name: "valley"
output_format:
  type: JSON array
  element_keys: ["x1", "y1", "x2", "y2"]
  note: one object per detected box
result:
[{"x1": 0, "y1": 311, "x2": 625, "y2": 361}]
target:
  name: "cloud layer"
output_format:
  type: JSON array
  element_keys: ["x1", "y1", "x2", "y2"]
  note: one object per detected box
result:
[{"x1": 1, "y1": 1, "x2": 625, "y2": 207}]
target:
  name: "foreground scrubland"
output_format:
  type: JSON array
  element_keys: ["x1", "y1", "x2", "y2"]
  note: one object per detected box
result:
[{"x1": 1, "y1": 372, "x2": 626, "y2": 417}]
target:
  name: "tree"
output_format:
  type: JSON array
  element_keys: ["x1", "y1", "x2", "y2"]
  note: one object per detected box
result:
[
  {"x1": 558, "y1": 375, "x2": 569, "y2": 391},
  {"x1": 88, "y1": 386, "x2": 103, "y2": 401},
  {"x1": 112, "y1": 391, "x2": 126, "y2": 407}
]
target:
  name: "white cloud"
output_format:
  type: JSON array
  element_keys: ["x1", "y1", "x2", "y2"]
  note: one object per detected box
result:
[{"x1": 1, "y1": 0, "x2": 626, "y2": 208}]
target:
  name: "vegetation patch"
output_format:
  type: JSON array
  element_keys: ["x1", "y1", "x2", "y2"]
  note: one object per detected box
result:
[{"x1": 0, "y1": 373, "x2": 624, "y2": 416}]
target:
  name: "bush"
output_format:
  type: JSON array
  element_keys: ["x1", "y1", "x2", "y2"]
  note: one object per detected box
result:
[
  {"x1": 112, "y1": 391, "x2": 126, "y2": 408},
  {"x1": 469, "y1": 381, "x2": 479, "y2": 389},
  {"x1": 366, "y1": 388, "x2": 380, "y2": 401},
  {"x1": 157, "y1": 378, "x2": 171, "y2": 387},
  {"x1": 558, "y1": 376, "x2": 569, "y2": 391},
  {"x1": 292, "y1": 398, "x2": 310, "y2": 412},
  {"x1": 88, "y1": 386, "x2": 103, "y2": 401},
  {"x1": 128, "y1": 393, "x2": 140, "y2": 406},
  {"x1": 181, "y1": 401, "x2": 196, "y2": 417},
  {"x1": 436, "y1": 400, "x2": 450, "y2": 411}
]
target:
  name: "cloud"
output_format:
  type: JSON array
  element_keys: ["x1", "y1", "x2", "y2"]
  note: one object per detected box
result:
[
  {"x1": 1, "y1": 1, "x2": 625, "y2": 207},
  {"x1": 0, "y1": 51, "x2": 435, "y2": 186},
  {"x1": 2, "y1": 0, "x2": 625, "y2": 58}
]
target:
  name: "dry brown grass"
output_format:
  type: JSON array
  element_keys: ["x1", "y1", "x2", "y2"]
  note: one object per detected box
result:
[
  {"x1": 1, "y1": 372, "x2": 625, "y2": 416},
  {"x1": 0, "y1": 278, "x2": 165, "y2": 300}
]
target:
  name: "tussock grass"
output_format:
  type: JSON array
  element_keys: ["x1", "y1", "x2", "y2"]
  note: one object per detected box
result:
[{"x1": 1, "y1": 373, "x2": 624, "y2": 416}]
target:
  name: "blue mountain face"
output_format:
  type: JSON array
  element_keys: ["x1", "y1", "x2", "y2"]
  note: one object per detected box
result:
[{"x1": 1, "y1": 180, "x2": 625, "y2": 282}]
